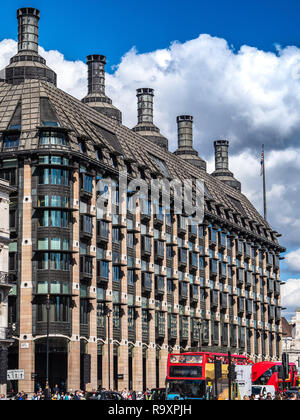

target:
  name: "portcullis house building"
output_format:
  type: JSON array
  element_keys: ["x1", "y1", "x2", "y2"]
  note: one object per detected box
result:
[{"x1": 1, "y1": 8, "x2": 285, "y2": 393}]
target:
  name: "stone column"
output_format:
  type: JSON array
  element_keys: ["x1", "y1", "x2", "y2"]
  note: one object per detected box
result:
[
  {"x1": 87, "y1": 176, "x2": 98, "y2": 392},
  {"x1": 133, "y1": 201, "x2": 143, "y2": 392},
  {"x1": 19, "y1": 162, "x2": 34, "y2": 395},
  {"x1": 118, "y1": 195, "x2": 129, "y2": 391},
  {"x1": 146, "y1": 215, "x2": 156, "y2": 389},
  {"x1": 68, "y1": 168, "x2": 81, "y2": 392}
]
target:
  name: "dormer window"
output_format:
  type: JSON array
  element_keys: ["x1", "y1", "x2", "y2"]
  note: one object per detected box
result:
[
  {"x1": 110, "y1": 155, "x2": 118, "y2": 168},
  {"x1": 3, "y1": 134, "x2": 19, "y2": 149},
  {"x1": 95, "y1": 148, "x2": 102, "y2": 161},
  {"x1": 40, "y1": 131, "x2": 67, "y2": 146},
  {"x1": 42, "y1": 121, "x2": 60, "y2": 127},
  {"x1": 79, "y1": 141, "x2": 86, "y2": 153}
]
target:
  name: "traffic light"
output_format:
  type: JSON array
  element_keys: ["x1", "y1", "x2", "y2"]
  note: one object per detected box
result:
[
  {"x1": 228, "y1": 365, "x2": 237, "y2": 381},
  {"x1": 214, "y1": 359, "x2": 222, "y2": 380},
  {"x1": 282, "y1": 353, "x2": 290, "y2": 380}
]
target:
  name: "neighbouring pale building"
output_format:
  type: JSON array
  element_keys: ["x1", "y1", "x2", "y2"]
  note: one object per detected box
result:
[
  {"x1": 282, "y1": 311, "x2": 300, "y2": 371},
  {"x1": 0, "y1": 7, "x2": 285, "y2": 394},
  {"x1": 0, "y1": 178, "x2": 14, "y2": 395}
]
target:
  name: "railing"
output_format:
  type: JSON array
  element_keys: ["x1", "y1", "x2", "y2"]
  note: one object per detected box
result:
[
  {"x1": 0, "y1": 271, "x2": 9, "y2": 285},
  {"x1": 0, "y1": 326, "x2": 11, "y2": 340}
]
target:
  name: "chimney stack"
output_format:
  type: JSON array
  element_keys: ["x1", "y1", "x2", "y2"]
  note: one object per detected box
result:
[
  {"x1": 214, "y1": 140, "x2": 229, "y2": 172},
  {"x1": 211, "y1": 140, "x2": 241, "y2": 191},
  {"x1": 4, "y1": 8, "x2": 57, "y2": 86},
  {"x1": 87, "y1": 55, "x2": 106, "y2": 95},
  {"x1": 17, "y1": 8, "x2": 40, "y2": 53},
  {"x1": 137, "y1": 88, "x2": 154, "y2": 125},
  {"x1": 132, "y1": 88, "x2": 168, "y2": 150},
  {"x1": 177, "y1": 115, "x2": 194, "y2": 150},
  {"x1": 174, "y1": 116, "x2": 207, "y2": 171},
  {"x1": 82, "y1": 55, "x2": 122, "y2": 124}
]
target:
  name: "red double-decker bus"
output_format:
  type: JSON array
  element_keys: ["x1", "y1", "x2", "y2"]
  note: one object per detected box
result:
[
  {"x1": 252, "y1": 361, "x2": 298, "y2": 392},
  {"x1": 166, "y1": 352, "x2": 253, "y2": 400}
]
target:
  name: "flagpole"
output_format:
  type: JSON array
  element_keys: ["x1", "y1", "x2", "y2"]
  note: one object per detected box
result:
[{"x1": 262, "y1": 144, "x2": 267, "y2": 220}]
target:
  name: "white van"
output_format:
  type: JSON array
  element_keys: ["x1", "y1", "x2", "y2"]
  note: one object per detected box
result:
[{"x1": 251, "y1": 385, "x2": 276, "y2": 399}]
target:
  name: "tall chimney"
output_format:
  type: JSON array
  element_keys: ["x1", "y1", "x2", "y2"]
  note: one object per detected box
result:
[
  {"x1": 137, "y1": 88, "x2": 154, "y2": 124},
  {"x1": 211, "y1": 140, "x2": 241, "y2": 191},
  {"x1": 174, "y1": 116, "x2": 206, "y2": 171},
  {"x1": 87, "y1": 55, "x2": 106, "y2": 95},
  {"x1": 17, "y1": 8, "x2": 40, "y2": 53},
  {"x1": 177, "y1": 115, "x2": 194, "y2": 150},
  {"x1": 132, "y1": 88, "x2": 168, "y2": 150},
  {"x1": 214, "y1": 140, "x2": 229, "y2": 171},
  {"x1": 82, "y1": 55, "x2": 122, "y2": 124},
  {"x1": 4, "y1": 8, "x2": 57, "y2": 85}
]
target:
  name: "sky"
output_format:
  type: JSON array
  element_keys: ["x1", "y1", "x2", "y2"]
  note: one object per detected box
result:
[{"x1": 1, "y1": 0, "x2": 300, "y2": 319}]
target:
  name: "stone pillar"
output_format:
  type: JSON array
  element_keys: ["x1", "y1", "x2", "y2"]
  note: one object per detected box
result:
[
  {"x1": 19, "y1": 162, "x2": 34, "y2": 395},
  {"x1": 132, "y1": 344, "x2": 143, "y2": 392},
  {"x1": 102, "y1": 185, "x2": 113, "y2": 390},
  {"x1": 133, "y1": 202, "x2": 143, "y2": 392},
  {"x1": 86, "y1": 176, "x2": 98, "y2": 391},
  {"x1": 146, "y1": 215, "x2": 156, "y2": 389},
  {"x1": 68, "y1": 168, "x2": 81, "y2": 391}
]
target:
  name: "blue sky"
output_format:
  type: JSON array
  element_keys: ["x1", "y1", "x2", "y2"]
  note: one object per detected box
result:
[
  {"x1": 1, "y1": 1, "x2": 300, "y2": 318},
  {"x1": 3, "y1": 0, "x2": 300, "y2": 70}
]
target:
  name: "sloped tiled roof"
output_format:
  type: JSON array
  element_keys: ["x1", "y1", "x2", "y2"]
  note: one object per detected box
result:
[{"x1": 0, "y1": 79, "x2": 282, "y2": 250}]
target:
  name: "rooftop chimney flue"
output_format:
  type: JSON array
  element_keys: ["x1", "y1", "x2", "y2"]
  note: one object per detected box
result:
[
  {"x1": 17, "y1": 8, "x2": 40, "y2": 53},
  {"x1": 137, "y1": 88, "x2": 154, "y2": 125},
  {"x1": 82, "y1": 55, "x2": 122, "y2": 124},
  {"x1": 214, "y1": 140, "x2": 229, "y2": 172},
  {"x1": 211, "y1": 140, "x2": 241, "y2": 191},
  {"x1": 87, "y1": 55, "x2": 106, "y2": 95},
  {"x1": 132, "y1": 88, "x2": 168, "y2": 150},
  {"x1": 174, "y1": 115, "x2": 207, "y2": 171},
  {"x1": 3, "y1": 8, "x2": 57, "y2": 86},
  {"x1": 177, "y1": 115, "x2": 194, "y2": 150}
]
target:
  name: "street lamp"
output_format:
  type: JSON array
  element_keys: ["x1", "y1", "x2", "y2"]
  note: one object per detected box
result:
[
  {"x1": 197, "y1": 321, "x2": 202, "y2": 351},
  {"x1": 45, "y1": 293, "x2": 51, "y2": 398},
  {"x1": 105, "y1": 305, "x2": 112, "y2": 391}
]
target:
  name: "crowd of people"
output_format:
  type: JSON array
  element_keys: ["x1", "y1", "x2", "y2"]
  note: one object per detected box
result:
[
  {"x1": 242, "y1": 392, "x2": 299, "y2": 400},
  {"x1": 1, "y1": 386, "x2": 164, "y2": 401}
]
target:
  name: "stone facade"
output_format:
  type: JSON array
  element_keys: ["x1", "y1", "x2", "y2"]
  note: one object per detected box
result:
[
  {"x1": 0, "y1": 178, "x2": 14, "y2": 395},
  {"x1": 0, "y1": 7, "x2": 285, "y2": 395}
]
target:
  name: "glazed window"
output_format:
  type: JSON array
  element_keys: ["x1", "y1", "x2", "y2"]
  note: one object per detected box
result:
[
  {"x1": 37, "y1": 253, "x2": 70, "y2": 271},
  {"x1": 3, "y1": 134, "x2": 19, "y2": 149},
  {"x1": 37, "y1": 296, "x2": 70, "y2": 323},
  {"x1": 81, "y1": 174, "x2": 93, "y2": 194},
  {"x1": 39, "y1": 168, "x2": 70, "y2": 186},
  {"x1": 38, "y1": 210, "x2": 70, "y2": 228},
  {"x1": 39, "y1": 156, "x2": 69, "y2": 165},
  {"x1": 38, "y1": 195, "x2": 70, "y2": 208},
  {"x1": 39, "y1": 131, "x2": 67, "y2": 146}
]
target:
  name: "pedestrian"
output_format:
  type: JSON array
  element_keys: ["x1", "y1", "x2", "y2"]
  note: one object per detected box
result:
[
  {"x1": 289, "y1": 393, "x2": 297, "y2": 400},
  {"x1": 136, "y1": 391, "x2": 144, "y2": 400},
  {"x1": 274, "y1": 392, "x2": 282, "y2": 400},
  {"x1": 73, "y1": 391, "x2": 80, "y2": 400}
]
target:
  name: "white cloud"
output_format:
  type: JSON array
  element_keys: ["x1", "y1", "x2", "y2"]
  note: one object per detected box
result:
[
  {"x1": 286, "y1": 249, "x2": 300, "y2": 272},
  {"x1": 281, "y1": 279, "x2": 300, "y2": 317}
]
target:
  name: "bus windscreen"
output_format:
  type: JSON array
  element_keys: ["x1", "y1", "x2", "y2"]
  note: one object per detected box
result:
[{"x1": 169, "y1": 366, "x2": 203, "y2": 378}]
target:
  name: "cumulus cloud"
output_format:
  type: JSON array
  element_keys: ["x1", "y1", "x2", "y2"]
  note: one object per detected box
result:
[
  {"x1": 107, "y1": 36, "x2": 300, "y2": 156},
  {"x1": 1, "y1": 34, "x2": 300, "y2": 315},
  {"x1": 286, "y1": 249, "x2": 300, "y2": 272},
  {"x1": 281, "y1": 279, "x2": 300, "y2": 317}
]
